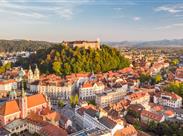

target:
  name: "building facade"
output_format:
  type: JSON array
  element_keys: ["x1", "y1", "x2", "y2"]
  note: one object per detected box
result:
[
  {"x1": 0, "y1": 79, "x2": 17, "y2": 92},
  {"x1": 30, "y1": 74, "x2": 74, "y2": 102},
  {"x1": 153, "y1": 92, "x2": 182, "y2": 108},
  {"x1": 62, "y1": 39, "x2": 100, "y2": 50},
  {"x1": 79, "y1": 81, "x2": 105, "y2": 100},
  {"x1": 96, "y1": 85, "x2": 128, "y2": 108}
]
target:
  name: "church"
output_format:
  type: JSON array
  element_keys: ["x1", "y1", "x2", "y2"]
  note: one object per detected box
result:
[
  {"x1": 0, "y1": 88, "x2": 49, "y2": 125},
  {"x1": 27, "y1": 65, "x2": 40, "y2": 88}
]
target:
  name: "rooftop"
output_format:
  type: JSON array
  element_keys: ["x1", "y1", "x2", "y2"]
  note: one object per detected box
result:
[
  {"x1": 39, "y1": 124, "x2": 67, "y2": 136},
  {"x1": 141, "y1": 110, "x2": 164, "y2": 122}
]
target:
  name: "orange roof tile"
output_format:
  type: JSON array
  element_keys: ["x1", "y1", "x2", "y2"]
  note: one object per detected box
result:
[
  {"x1": 27, "y1": 94, "x2": 47, "y2": 108},
  {"x1": 141, "y1": 110, "x2": 163, "y2": 122},
  {"x1": 164, "y1": 110, "x2": 175, "y2": 116},
  {"x1": 40, "y1": 124, "x2": 67, "y2": 136},
  {"x1": 152, "y1": 105, "x2": 164, "y2": 112},
  {"x1": 45, "y1": 112, "x2": 60, "y2": 122},
  {"x1": 0, "y1": 100, "x2": 20, "y2": 116},
  {"x1": 114, "y1": 125, "x2": 137, "y2": 136},
  {"x1": 0, "y1": 79, "x2": 16, "y2": 85}
]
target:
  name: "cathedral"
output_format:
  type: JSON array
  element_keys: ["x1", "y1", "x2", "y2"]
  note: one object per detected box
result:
[{"x1": 0, "y1": 87, "x2": 49, "y2": 125}]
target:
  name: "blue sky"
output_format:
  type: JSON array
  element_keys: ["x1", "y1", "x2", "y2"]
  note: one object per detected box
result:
[{"x1": 0, "y1": 0, "x2": 182, "y2": 42}]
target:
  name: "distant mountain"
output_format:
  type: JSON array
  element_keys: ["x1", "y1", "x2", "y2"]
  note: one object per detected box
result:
[{"x1": 104, "y1": 39, "x2": 183, "y2": 48}]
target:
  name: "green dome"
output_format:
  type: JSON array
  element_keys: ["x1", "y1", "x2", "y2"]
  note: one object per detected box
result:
[{"x1": 9, "y1": 91, "x2": 17, "y2": 96}]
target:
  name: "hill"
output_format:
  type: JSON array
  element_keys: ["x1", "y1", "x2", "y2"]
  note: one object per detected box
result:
[
  {"x1": 0, "y1": 40, "x2": 56, "y2": 52},
  {"x1": 17, "y1": 44, "x2": 130, "y2": 75}
]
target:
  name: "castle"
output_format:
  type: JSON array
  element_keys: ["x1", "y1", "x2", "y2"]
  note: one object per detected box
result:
[{"x1": 62, "y1": 38, "x2": 100, "y2": 49}]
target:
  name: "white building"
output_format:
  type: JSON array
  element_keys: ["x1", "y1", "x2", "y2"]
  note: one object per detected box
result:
[
  {"x1": 30, "y1": 74, "x2": 74, "y2": 101},
  {"x1": 141, "y1": 110, "x2": 165, "y2": 123},
  {"x1": 175, "y1": 68, "x2": 183, "y2": 81},
  {"x1": 79, "y1": 81, "x2": 105, "y2": 100},
  {"x1": 125, "y1": 91, "x2": 150, "y2": 109},
  {"x1": 153, "y1": 92, "x2": 182, "y2": 108},
  {"x1": 75, "y1": 105, "x2": 135, "y2": 136},
  {"x1": 96, "y1": 85, "x2": 128, "y2": 108},
  {"x1": 0, "y1": 79, "x2": 17, "y2": 91}
]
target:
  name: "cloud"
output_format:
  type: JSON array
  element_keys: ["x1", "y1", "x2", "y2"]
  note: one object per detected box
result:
[
  {"x1": 155, "y1": 23, "x2": 183, "y2": 30},
  {"x1": 133, "y1": 16, "x2": 141, "y2": 21},
  {"x1": 0, "y1": 0, "x2": 93, "y2": 20},
  {"x1": 113, "y1": 7, "x2": 122, "y2": 11},
  {"x1": 155, "y1": 4, "x2": 183, "y2": 14}
]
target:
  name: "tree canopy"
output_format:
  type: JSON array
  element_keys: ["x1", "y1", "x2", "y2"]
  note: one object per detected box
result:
[
  {"x1": 18, "y1": 44, "x2": 130, "y2": 75},
  {"x1": 0, "y1": 40, "x2": 55, "y2": 52},
  {"x1": 166, "y1": 82, "x2": 183, "y2": 98}
]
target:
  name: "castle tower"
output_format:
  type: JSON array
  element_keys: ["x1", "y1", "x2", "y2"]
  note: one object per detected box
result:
[
  {"x1": 28, "y1": 66, "x2": 34, "y2": 83},
  {"x1": 96, "y1": 38, "x2": 100, "y2": 49},
  {"x1": 20, "y1": 82, "x2": 27, "y2": 119},
  {"x1": 34, "y1": 64, "x2": 40, "y2": 80}
]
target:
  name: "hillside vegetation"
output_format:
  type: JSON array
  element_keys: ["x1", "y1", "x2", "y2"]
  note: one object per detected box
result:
[
  {"x1": 17, "y1": 44, "x2": 130, "y2": 75},
  {"x1": 0, "y1": 40, "x2": 56, "y2": 52}
]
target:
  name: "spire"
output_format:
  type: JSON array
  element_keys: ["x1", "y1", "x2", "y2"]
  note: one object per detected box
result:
[
  {"x1": 34, "y1": 64, "x2": 40, "y2": 80},
  {"x1": 21, "y1": 80, "x2": 26, "y2": 97}
]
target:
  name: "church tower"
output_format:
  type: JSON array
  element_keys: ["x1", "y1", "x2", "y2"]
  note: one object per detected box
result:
[
  {"x1": 20, "y1": 82, "x2": 28, "y2": 119},
  {"x1": 28, "y1": 66, "x2": 34, "y2": 83},
  {"x1": 9, "y1": 90, "x2": 17, "y2": 100},
  {"x1": 34, "y1": 64, "x2": 40, "y2": 80}
]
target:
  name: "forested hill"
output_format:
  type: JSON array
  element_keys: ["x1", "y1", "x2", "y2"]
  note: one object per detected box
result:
[
  {"x1": 17, "y1": 44, "x2": 130, "y2": 75},
  {"x1": 0, "y1": 40, "x2": 56, "y2": 52}
]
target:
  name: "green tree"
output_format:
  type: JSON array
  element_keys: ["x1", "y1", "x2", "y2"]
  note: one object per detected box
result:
[
  {"x1": 166, "y1": 82, "x2": 183, "y2": 98},
  {"x1": 74, "y1": 94, "x2": 79, "y2": 105},
  {"x1": 0, "y1": 66, "x2": 5, "y2": 74},
  {"x1": 52, "y1": 61, "x2": 61, "y2": 74},
  {"x1": 172, "y1": 59, "x2": 179, "y2": 65},
  {"x1": 4, "y1": 62, "x2": 12, "y2": 70},
  {"x1": 58, "y1": 99, "x2": 65, "y2": 108},
  {"x1": 70, "y1": 95, "x2": 75, "y2": 108},
  {"x1": 139, "y1": 73, "x2": 151, "y2": 83},
  {"x1": 154, "y1": 74, "x2": 162, "y2": 83},
  {"x1": 17, "y1": 44, "x2": 130, "y2": 75}
]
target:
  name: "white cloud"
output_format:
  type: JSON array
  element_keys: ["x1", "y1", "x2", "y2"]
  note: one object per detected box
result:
[
  {"x1": 0, "y1": 0, "x2": 93, "y2": 20},
  {"x1": 133, "y1": 16, "x2": 141, "y2": 21},
  {"x1": 155, "y1": 23, "x2": 183, "y2": 30},
  {"x1": 155, "y1": 4, "x2": 183, "y2": 14},
  {"x1": 113, "y1": 7, "x2": 122, "y2": 11}
]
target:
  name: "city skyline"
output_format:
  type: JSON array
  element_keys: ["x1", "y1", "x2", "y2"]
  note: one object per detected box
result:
[{"x1": 0, "y1": 0, "x2": 183, "y2": 42}]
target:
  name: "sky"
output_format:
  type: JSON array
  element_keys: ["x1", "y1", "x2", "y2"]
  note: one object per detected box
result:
[{"x1": 0, "y1": 0, "x2": 183, "y2": 42}]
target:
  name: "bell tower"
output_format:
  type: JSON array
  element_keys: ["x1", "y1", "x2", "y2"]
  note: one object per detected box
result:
[
  {"x1": 34, "y1": 64, "x2": 40, "y2": 80},
  {"x1": 28, "y1": 66, "x2": 34, "y2": 83},
  {"x1": 20, "y1": 82, "x2": 27, "y2": 119}
]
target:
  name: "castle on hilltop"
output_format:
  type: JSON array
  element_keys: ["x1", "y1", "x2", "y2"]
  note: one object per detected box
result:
[{"x1": 62, "y1": 38, "x2": 100, "y2": 49}]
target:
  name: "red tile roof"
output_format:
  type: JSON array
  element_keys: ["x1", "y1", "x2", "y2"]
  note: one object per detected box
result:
[
  {"x1": 164, "y1": 110, "x2": 175, "y2": 117},
  {"x1": 114, "y1": 125, "x2": 137, "y2": 136},
  {"x1": 0, "y1": 100, "x2": 20, "y2": 116},
  {"x1": 128, "y1": 92, "x2": 148, "y2": 101},
  {"x1": 176, "y1": 68, "x2": 183, "y2": 78},
  {"x1": 141, "y1": 110, "x2": 163, "y2": 122},
  {"x1": 0, "y1": 79, "x2": 16, "y2": 85},
  {"x1": 27, "y1": 94, "x2": 47, "y2": 108},
  {"x1": 40, "y1": 124, "x2": 67, "y2": 136}
]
